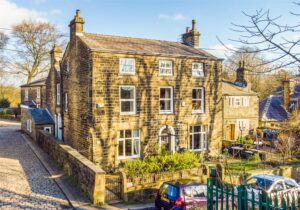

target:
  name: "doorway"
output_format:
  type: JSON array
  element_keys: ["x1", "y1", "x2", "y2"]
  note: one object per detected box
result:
[{"x1": 159, "y1": 125, "x2": 176, "y2": 152}]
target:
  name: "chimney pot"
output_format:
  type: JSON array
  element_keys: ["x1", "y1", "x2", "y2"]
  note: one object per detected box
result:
[{"x1": 186, "y1": 27, "x2": 190, "y2": 33}]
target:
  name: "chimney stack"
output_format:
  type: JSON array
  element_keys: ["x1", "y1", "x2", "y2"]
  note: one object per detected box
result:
[
  {"x1": 69, "y1": 9, "x2": 85, "y2": 41},
  {"x1": 234, "y1": 61, "x2": 248, "y2": 87},
  {"x1": 50, "y1": 45, "x2": 62, "y2": 66},
  {"x1": 182, "y1": 19, "x2": 200, "y2": 48},
  {"x1": 282, "y1": 75, "x2": 290, "y2": 110}
]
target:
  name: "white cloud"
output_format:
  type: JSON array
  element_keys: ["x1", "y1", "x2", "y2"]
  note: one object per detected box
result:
[
  {"x1": 50, "y1": 9, "x2": 61, "y2": 16},
  {"x1": 174, "y1": 14, "x2": 187, "y2": 20},
  {"x1": 158, "y1": 13, "x2": 187, "y2": 21},
  {"x1": 0, "y1": 0, "x2": 46, "y2": 29}
]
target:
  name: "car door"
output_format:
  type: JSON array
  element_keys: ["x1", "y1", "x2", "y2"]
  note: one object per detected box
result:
[{"x1": 183, "y1": 185, "x2": 207, "y2": 208}]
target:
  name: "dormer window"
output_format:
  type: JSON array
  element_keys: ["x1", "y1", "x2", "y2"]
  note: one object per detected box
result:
[
  {"x1": 120, "y1": 58, "x2": 135, "y2": 75},
  {"x1": 159, "y1": 60, "x2": 173, "y2": 76},
  {"x1": 192, "y1": 63, "x2": 204, "y2": 77}
]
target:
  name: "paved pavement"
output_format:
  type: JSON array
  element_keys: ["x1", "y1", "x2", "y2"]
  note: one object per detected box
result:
[{"x1": 0, "y1": 120, "x2": 72, "y2": 210}]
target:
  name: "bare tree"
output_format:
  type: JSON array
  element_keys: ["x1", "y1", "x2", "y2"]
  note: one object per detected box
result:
[
  {"x1": 10, "y1": 20, "x2": 63, "y2": 84},
  {"x1": 276, "y1": 132, "x2": 296, "y2": 164},
  {"x1": 0, "y1": 32, "x2": 8, "y2": 76},
  {"x1": 219, "y1": 2, "x2": 300, "y2": 71},
  {"x1": 223, "y1": 47, "x2": 286, "y2": 98}
]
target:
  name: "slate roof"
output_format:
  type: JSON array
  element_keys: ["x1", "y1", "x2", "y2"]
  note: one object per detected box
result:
[
  {"x1": 21, "y1": 101, "x2": 37, "y2": 108},
  {"x1": 78, "y1": 33, "x2": 219, "y2": 59},
  {"x1": 259, "y1": 95, "x2": 289, "y2": 122},
  {"x1": 20, "y1": 78, "x2": 46, "y2": 87},
  {"x1": 29, "y1": 108, "x2": 54, "y2": 125},
  {"x1": 222, "y1": 80, "x2": 258, "y2": 96}
]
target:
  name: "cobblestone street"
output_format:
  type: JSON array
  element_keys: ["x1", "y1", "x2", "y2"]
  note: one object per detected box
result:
[{"x1": 0, "y1": 120, "x2": 72, "y2": 210}]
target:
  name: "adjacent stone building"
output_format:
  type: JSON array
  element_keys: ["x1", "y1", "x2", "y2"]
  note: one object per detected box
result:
[
  {"x1": 60, "y1": 10, "x2": 223, "y2": 167},
  {"x1": 259, "y1": 76, "x2": 300, "y2": 128},
  {"x1": 222, "y1": 62, "x2": 259, "y2": 143},
  {"x1": 45, "y1": 46, "x2": 63, "y2": 140},
  {"x1": 20, "y1": 79, "x2": 46, "y2": 108}
]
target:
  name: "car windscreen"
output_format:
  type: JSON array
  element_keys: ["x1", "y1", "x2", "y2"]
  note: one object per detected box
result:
[
  {"x1": 246, "y1": 177, "x2": 273, "y2": 191},
  {"x1": 183, "y1": 185, "x2": 206, "y2": 198},
  {"x1": 160, "y1": 183, "x2": 179, "y2": 200}
]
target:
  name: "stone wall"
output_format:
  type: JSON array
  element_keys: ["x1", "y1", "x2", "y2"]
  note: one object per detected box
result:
[
  {"x1": 120, "y1": 167, "x2": 206, "y2": 202},
  {"x1": 36, "y1": 130, "x2": 106, "y2": 205}
]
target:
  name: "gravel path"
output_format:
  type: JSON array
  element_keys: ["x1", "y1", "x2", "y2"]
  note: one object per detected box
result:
[{"x1": 0, "y1": 120, "x2": 72, "y2": 210}]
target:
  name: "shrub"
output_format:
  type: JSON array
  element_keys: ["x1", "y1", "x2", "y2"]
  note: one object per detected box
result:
[
  {"x1": 122, "y1": 151, "x2": 201, "y2": 178},
  {"x1": 0, "y1": 98, "x2": 10, "y2": 108},
  {"x1": 248, "y1": 153, "x2": 261, "y2": 162}
]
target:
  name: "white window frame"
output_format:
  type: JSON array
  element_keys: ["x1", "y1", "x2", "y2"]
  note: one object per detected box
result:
[
  {"x1": 36, "y1": 87, "x2": 41, "y2": 99},
  {"x1": 119, "y1": 58, "x2": 135, "y2": 75},
  {"x1": 43, "y1": 127, "x2": 51, "y2": 134},
  {"x1": 56, "y1": 84, "x2": 60, "y2": 105},
  {"x1": 190, "y1": 125, "x2": 208, "y2": 151},
  {"x1": 159, "y1": 60, "x2": 173, "y2": 76},
  {"x1": 119, "y1": 86, "x2": 136, "y2": 115},
  {"x1": 26, "y1": 119, "x2": 32, "y2": 133},
  {"x1": 229, "y1": 96, "x2": 249, "y2": 108},
  {"x1": 24, "y1": 88, "x2": 29, "y2": 100},
  {"x1": 118, "y1": 129, "x2": 140, "y2": 159},
  {"x1": 159, "y1": 87, "x2": 173, "y2": 114},
  {"x1": 192, "y1": 62, "x2": 204, "y2": 77},
  {"x1": 65, "y1": 93, "x2": 68, "y2": 112},
  {"x1": 236, "y1": 119, "x2": 249, "y2": 131},
  {"x1": 192, "y1": 87, "x2": 205, "y2": 114}
]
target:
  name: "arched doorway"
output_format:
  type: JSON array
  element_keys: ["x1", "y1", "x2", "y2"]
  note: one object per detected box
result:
[{"x1": 159, "y1": 125, "x2": 176, "y2": 153}]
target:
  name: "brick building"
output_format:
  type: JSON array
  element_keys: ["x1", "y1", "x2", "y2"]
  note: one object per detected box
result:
[
  {"x1": 60, "y1": 10, "x2": 223, "y2": 167},
  {"x1": 222, "y1": 62, "x2": 259, "y2": 143}
]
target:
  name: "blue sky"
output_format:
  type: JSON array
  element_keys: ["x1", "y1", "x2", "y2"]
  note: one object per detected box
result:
[
  {"x1": 3, "y1": 0, "x2": 296, "y2": 57},
  {"x1": 0, "y1": 0, "x2": 297, "y2": 85}
]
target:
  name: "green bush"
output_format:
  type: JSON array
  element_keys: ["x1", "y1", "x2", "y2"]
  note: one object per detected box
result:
[
  {"x1": 248, "y1": 153, "x2": 261, "y2": 162},
  {"x1": 237, "y1": 136, "x2": 254, "y2": 145},
  {"x1": 0, "y1": 98, "x2": 10, "y2": 108},
  {"x1": 122, "y1": 151, "x2": 201, "y2": 178}
]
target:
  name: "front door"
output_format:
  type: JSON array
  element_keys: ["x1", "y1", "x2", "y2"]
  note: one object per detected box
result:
[
  {"x1": 159, "y1": 125, "x2": 176, "y2": 153},
  {"x1": 227, "y1": 124, "x2": 235, "y2": 140},
  {"x1": 57, "y1": 113, "x2": 62, "y2": 140}
]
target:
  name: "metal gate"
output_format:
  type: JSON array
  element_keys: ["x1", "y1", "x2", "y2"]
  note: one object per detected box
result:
[
  {"x1": 105, "y1": 174, "x2": 122, "y2": 203},
  {"x1": 207, "y1": 178, "x2": 300, "y2": 210}
]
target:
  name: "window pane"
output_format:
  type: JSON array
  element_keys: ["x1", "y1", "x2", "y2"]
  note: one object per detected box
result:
[
  {"x1": 192, "y1": 89, "x2": 202, "y2": 99},
  {"x1": 121, "y1": 87, "x2": 134, "y2": 99},
  {"x1": 125, "y1": 130, "x2": 132, "y2": 138},
  {"x1": 133, "y1": 139, "x2": 139, "y2": 155},
  {"x1": 118, "y1": 140, "x2": 124, "y2": 156},
  {"x1": 119, "y1": 130, "x2": 124, "y2": 138},
  {"x1": 125, "y1": 139, "x2": 132, "y2": 156},
  {"x1": 133, "y1": 129, "x2": 139, "y2": 138},
  {"x1": 160, "y1": 100, "x2": 171, "y2": 111},
  {"x1": 160, "y1": 88, "x2": 171, "y2": 99},
  {"x1": 192, "y1": 101, "x2": 202, "y2": 111},
  {"x1": 121, "y1": 101, "x2": 134, "y2": 112},
  {"x1": 193, "y1": 126, "x2": 201, "y2": 132},
  {"x1": 193, "y1": 134, "x2": 201, "y2": 149}
]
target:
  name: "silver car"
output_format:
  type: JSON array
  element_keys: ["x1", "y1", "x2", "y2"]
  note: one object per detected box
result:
[{"x1": 244, "y1": 174, "x2": 300, "y2": 203}]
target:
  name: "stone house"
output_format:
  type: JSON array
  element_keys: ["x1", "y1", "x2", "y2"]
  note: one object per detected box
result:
[
  {"x1": 21, "y1": 107, "x2": 54, "y2": 141},
  {"x1": 60, "y1": 10, "x2": 223, "y2": 167},
  {"x1": 20, "y1": 79, "x2": 46, "y2": 108},
  {"x1": 259, "y1": 76, "x2": 300, "y2": 128},
  {"x1": 222, "y1": 63, "x2": 259, "y2": 143}
]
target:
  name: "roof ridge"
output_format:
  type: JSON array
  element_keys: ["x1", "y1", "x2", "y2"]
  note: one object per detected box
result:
[{"x1": 83, "y1": 32, "x2": 182, "y2": 45}]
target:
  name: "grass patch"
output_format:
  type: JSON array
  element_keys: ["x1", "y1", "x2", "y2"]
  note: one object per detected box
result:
[{"x1": 225, "y1": 161, "x2": 272, "y2": 174}]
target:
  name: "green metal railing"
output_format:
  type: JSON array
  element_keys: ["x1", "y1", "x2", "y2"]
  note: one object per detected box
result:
[{"x1": 207, "y1": 178, "x2": 300, "y2": 210}]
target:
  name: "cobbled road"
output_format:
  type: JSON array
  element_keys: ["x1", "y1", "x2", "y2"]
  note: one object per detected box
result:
[{"x1": 0, "y1": 120, "x2": 72, "y2": 210}]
